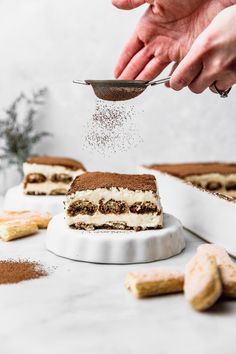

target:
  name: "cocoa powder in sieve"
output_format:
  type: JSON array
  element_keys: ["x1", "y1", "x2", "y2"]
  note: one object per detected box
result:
[{"x1": 0, "y1": 259, "x2": 48, "y2": 285}]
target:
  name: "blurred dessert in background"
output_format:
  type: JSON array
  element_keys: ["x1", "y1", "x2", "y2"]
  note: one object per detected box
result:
[
  {"x1": 146, "y1": 162, "x2": 236, "y2": 198},
  {"x1": 23, "y1": 156, "x2": 86, "y2": 196}
]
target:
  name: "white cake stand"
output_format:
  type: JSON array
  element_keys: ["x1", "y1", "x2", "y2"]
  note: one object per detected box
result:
[
  {"x1": 46, "y1": 213, "x2": 185, "y2": 264},
  {"x1": 4, "y1": 185, "x2": 65, "y2": 215}
]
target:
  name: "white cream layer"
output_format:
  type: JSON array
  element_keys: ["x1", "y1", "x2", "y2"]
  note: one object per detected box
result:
[
  {"x1": 65, "y1": 187, "x2": 163, "y2": 228},
  {"x1": 66, "y1": 212, "x2": 163, "y2": 228},
  {"x1": 23, "y1": 163, "x2": 84, "y2": 179},
  {"x1": 66, "y1": 187, "x2": 161, "y2": 208},
  {"x1": 24, "y1": 182, "x2": 68, "y2": 194}
]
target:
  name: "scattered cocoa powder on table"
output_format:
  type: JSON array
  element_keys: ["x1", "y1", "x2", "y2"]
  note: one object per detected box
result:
[{"x1": 0, "y1": 259, "x2": 48, "y2": 285}]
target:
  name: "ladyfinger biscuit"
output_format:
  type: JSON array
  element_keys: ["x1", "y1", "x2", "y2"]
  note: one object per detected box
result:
[
  {"x1": 198, "y1": 244, "x2": 236, "y2": 298},
  {"x1": 20, "y1": 211, "x2": 52, "y2": 229},
  {"x1": 0, "y1": 212, "x2": 18, "y2": 222},
  {"x1": 0, "y1": 220, "x2": 38, "y2": 241},
  {"x1": 184, "y1": 253, "x2": 222, "y2": 311},
  {"x1": 125, "y1": 268, "x2": 184, "y2": 298},
  {"x1": 0, "y1": 210, "x2": 31, "y2": 220},
  {"x1": 0, "y1": 211, "x2": 52, "y2": 229}
]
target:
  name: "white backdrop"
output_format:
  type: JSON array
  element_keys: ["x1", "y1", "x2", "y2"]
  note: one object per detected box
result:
[{"x1": 0, "y1": 0, "x2": 236, "y2": 173}]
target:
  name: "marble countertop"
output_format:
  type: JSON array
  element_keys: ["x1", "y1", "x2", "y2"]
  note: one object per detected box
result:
[{"x1": 0, "y1": 199, "x2": 236, "y2": 354}]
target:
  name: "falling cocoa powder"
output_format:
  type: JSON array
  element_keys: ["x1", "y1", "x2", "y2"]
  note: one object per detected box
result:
[
  {"x1": 0, "y1": 259, "x2": 48, "y2": 285},
  {"x1": 83, "y1": 99, "x2": 142, "y2": 155}
]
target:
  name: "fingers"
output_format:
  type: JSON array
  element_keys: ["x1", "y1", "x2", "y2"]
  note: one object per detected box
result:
[
  {"x1": 114, "y1": 34, "x2": 144, "y2": 78},
  {"x1": 169, "y1": 30, "x2": 209, "y2": 91},
  {"x1": 209, "y1": 84, "x2": 218, "y2": 94},
  {"x1": 209, "y1": 78, "x2": 234, "y2": 96},
  {"x1": 169, "y1": 10, "x2": 236, "y2": 94},
  {"x1": 188, "y1": 68, "x2": 213, "y2": 94},
  {"x1": 177, "y1": 67, "x2": 236, "y2": 95},
  {"x1": 136, "y1": 56, "x2": 169, "y2": 80},
  {"x1": 112, "y1": 0, "x2": 146, "y2": 10},
  {"x1": 190, "y1": 66, "x2": 236, "y2": 94},
  {"x1": 118, "y1": 48, "x2": 154, "y2": 79},
  {"x1": 213, "y1": 78, "x2": 235, "y2": 92},
  {"x1": 170, "y1": 51, "x2": 203, "y2": 91},
  {"x1": 209, "y1": 82, "x2": 233, "y2": 97}
]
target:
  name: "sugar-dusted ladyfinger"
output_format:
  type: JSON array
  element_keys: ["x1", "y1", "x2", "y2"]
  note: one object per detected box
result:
[
  {"x1": 125, "y1": 268, "x2": 184, "y2": 298},
  {"x1": 184, "y1": 253, "x2": 222, "y2": 311},
  {"x1": 0, "y1": 210, "x2": 52, "y2": 229},
  {"x1": 0, "y1": 220, "x2": 38, "y2": 242},
  {"x1": 198, "y1": 244, "x2": 236, "y2": 298},
  {"x1": 20, "y1": 211, "x2": 52, "y2": 229}
]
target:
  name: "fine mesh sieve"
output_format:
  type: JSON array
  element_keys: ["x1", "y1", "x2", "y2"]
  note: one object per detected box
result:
[{"x1": 73, "y1": 77, "x2": 170, "y2": 101}]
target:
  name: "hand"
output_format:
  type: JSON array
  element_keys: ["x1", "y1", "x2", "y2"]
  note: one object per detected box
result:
[
  {"x1": 112, "y1": 0, "x2": 233, "y2": 81},
  {"x1": 170, "y1": 5, "x2": 236, "y2": 93}
]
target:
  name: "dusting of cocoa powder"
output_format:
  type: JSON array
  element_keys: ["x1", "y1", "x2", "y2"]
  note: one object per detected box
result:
[
  {"x1": 0, "y1": 259, "x2": 48, "y2": 285},
  {"x1": 83, "y1": 99, "x2": 142, "y2": 155}
]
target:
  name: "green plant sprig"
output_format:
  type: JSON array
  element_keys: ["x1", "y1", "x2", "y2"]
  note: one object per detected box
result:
[{"x1": 0, "y1": 88, "x2": 52, "y2": 175}]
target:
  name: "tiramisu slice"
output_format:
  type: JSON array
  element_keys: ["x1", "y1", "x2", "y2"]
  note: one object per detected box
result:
[
  {"x1": 23, "y1": 156, "x2": 86, "y2": 196},
  {"x1": 65, "y1": 172, "x2": 163, "y2": 231},
  {"x1": 147, "y1": 163, "x2": 236, "y2": 198}
]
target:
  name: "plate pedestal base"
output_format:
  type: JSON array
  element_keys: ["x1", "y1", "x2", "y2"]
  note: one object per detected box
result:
[{"x1": 46, "y1": 213, "x2": 185, "y2": 264}]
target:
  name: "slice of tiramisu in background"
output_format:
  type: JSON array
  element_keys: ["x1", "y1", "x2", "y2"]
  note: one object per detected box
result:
[
  {"x1": 147, "y1": 162, "x2": 236, "y2": 198},
  {"x1": 65, "y1": 172, "x2": 163, "y2": 231},
  {"x1": 23, "y1": 156, "x2": 86, "y2": 196}
]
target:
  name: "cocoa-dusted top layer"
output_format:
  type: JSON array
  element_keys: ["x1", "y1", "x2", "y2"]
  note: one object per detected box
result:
[
  {"x1": 26, "y1": 156, "x2": 86, "y2": 171},
  {"x1": 147, "y1": 162, "x2": 236, "y2": 178},
  {"x1": 68, "y1": 172, "x2": 157, "y2": 194}
]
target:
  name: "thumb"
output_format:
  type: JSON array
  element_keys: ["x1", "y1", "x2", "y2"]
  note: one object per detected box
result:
[{"x1": 112, "y1": 0, "x2": 146, "y2": 10}]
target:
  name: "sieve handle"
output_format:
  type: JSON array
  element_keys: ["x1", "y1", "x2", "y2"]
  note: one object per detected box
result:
[
  {"x1": 148, "y1": 76, "x2": 171, "y2": 86},
  {"x1": 73, "y1": 80, "x2": 90, "y2": 85}
]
